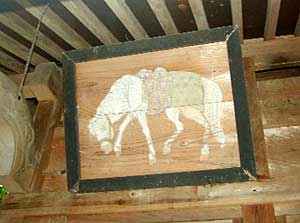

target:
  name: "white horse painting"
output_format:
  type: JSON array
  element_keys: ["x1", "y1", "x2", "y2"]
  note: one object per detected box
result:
[{"x1": 89, "y1": 67, "x2": 225, "y2": 164}]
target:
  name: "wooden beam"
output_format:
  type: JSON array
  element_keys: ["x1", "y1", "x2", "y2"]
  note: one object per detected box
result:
[
  {"x1": 230, "y1": 0, "x2": 243, "y2": 41},
  {"x1": 295, "y1": 13, "x2": 300, "y2": 36},
  {"x1": 244, "y1": 58, "x2": 269, "y2": 178},
  {"x1": 0, "y1": 50, "x2": 25, "y2": 73},
  {"x1": 264, "y1": 0, "x2": 281, "y2": 40},
  {"x1": 0, "y1": 31, "x2": 48, "y2": 65},
  {"x1": 242, "y1": 36, "x2": 300, "y2": 70},
  {"x1": 0, "y1": 65, "x2": 15, "y2": 75},
  {"x1": 16, "y1": 0, "x2": 90, "y2": 49},
  {"x1": 188, "y1": 0, "x2": 209, "y2": 30},
  {"x1": 242, "y1": 203, "x2": 276, "y2": 223},
  {"x1": 0, "y1": 12, "x2": 63, "y2": 61},
  {"x1": 147, "y1": 0, "x2": 178, "y2": 35},
  {"x1": 61, "y1": 0, "x2": 118, "y2": 45},
  {"x1": 24, "y1": 216, "x2": 67, "y2": 223},
  {"x1": 104, "y1": 0, "x2": 148, "y2": 40}
]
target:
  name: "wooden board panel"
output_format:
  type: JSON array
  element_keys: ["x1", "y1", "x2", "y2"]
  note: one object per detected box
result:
[{"x1": 75, "y1": 42, "x2": 240, "y2": 180}]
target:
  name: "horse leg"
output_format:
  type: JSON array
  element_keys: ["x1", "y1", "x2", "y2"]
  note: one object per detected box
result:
[
  {"x1": 113, "y1": 114, "x2": 133, "y2": 156},
  {"x1": 180, "y1": 107, "x2": 211, "y2": 160},
  {"x1": 204, "y1": 101, "x2": 225, "y2": 146},
  {"x1": 134, "y1": 111, "x2": 156, "y2": 165},
  {"x1": 163, "y1": 107, "x2": 184, "y2": 155}
]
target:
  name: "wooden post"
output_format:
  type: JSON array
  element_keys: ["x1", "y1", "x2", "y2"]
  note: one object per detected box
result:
[
  {"x1": 21, "y1": 62, "x2": 63, "y2": 191},
  {"x1": 242, "y1": 203, "x2": 276, "y2": 223}
]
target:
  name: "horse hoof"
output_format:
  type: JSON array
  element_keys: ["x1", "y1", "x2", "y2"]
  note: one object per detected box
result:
[
  {"x1": 199, "y1": 154, "x2": 209, "y2": 161},
  {"x1": 115, "y1": 150, "x2": 122, "y2": 157},
  {"x1": 162, "y1": 144, "x2": 171, "y2": 155},
  {"x1": 101, "y1": 141, "x2": 113, "y2": 154},
  {"x1": 149, "y1": 154, "x2": 156, "y2": 165},
  {"x1": 216, "y1": 133, "x2": 225, "y2": 144},
  {"x1": 149, "y1": 158, "x2": 156, "y2": 165}
]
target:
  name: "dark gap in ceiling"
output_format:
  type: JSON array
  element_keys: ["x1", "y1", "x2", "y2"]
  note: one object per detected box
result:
[
  {"x1": 165, "y1": 0, "x2": 197, "y2": 32},
  {"x1": 125, "y1": 0, "x2": 166, "y2": 37},
  {"x1": 0, "y1": 23, "x2": 60, "y2": 63},
  {"x1": 276, "y1": 0, "x2": 300, "y2": 36},
  {"x1": 11, "y1": 0, "x2": 74, "y2": 51},
  {"x1": 242, "y1": 0, "x2": 267, "y2": 39},
  {"x1": 83, "y1": 0, "x2": 134, "y2": 42},
  {"x1": 37, "y1": 0, "x2": 104, "y2": 46},
  {"x1": 202, "y1": 0, "x2": 232, "y2": 28}
]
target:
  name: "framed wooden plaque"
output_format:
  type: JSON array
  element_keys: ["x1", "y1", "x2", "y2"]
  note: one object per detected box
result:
[{"x1": 63, "y1": 26, "x2": 256, "y2": 193}]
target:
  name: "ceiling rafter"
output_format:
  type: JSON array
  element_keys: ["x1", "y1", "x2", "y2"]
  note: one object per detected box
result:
[
  {"x1": 16, "y1": 0, "x2": 90, "y2": 49},
  {"x1": 61, "y1": 0, "x2": 119, "y2": 45}
]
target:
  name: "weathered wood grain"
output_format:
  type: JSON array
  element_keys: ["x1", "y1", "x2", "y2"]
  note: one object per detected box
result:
[
  {"x1": 0, "y1": 31, "x2": 48, "y2": 65},
  {"x1": 230, "y1": 0, "x2": 243, "y2": 41},
  {"x1": 244, "y1": 58, "x2": 269, "y2": 178},
  {"x1": 0, "y1": 12, "x2": 63, "y2": 61},
  {"x1": 286, "y1": 215, "x2": 300, "y2": 223},
  {"x1": 61, "y1": 0, "x2": 118, "y2": 45},
  {"x1": 189, "y1": 0, "x2": 209, "y2": 30},
  {"x1": 276, "y1": 215, "x2": 287, "y2": 223},
  {"x1": 242, "y1": 37, "x2": 300, "y2": 70},
  {"x1": 1, "y1": 123, "x2": 300, "y2": 222},
  {"x1": 242, "y1": 203, "x2": 276, "y2": 223},
  {"x1": 0, "y1": 50, "x2": 25, "y2": 73},
  {"x1": 147, "y1": 0, "x2": 178, "y2": 35},
  {"x1": 257, "y1": 75, "x2": 300, "y2": 128},
  {"x1": 264, "y1": 0, "x2": 281, "y2": 40},
  {"x1": 104, "y1": 0, "x2": 148, "y2": 40},
  {"x1": 16, "y1": 0, "x2": 90, "y2": 49},
  {"x1": 76, "y1": 42, "x2": 239, "y2": 179}
]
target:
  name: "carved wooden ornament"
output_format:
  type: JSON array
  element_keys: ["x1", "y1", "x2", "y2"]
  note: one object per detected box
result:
[{"x1": 0, "y1": 72, "x2": 35, "y2": 176}]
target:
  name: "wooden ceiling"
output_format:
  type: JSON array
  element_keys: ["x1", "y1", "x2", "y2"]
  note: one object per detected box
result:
[{"x1": 0, "y1": 0, "x2": 299, "y2": 75}]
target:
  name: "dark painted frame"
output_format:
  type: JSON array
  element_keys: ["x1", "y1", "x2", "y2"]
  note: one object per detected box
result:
[{"x1": 63, "y1": 26, "x2": 256, "y2": 193}]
